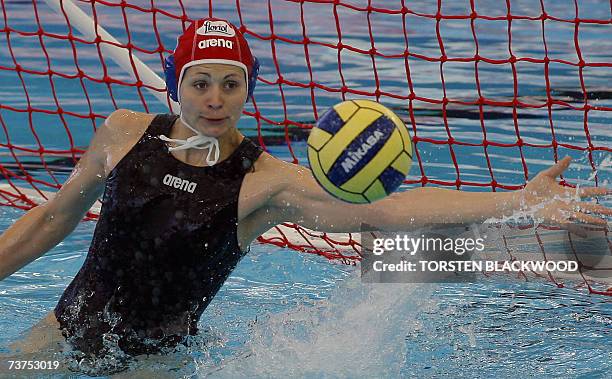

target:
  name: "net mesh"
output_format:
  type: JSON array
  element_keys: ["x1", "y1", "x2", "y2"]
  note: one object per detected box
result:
[{"x1": 0, "y1": 0, "x2": 610, "y2": 294}]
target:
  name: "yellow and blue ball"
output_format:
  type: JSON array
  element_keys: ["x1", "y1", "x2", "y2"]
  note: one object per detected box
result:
[{"x1": 307, "y1": 99, "x2": 413, "y2": 204}]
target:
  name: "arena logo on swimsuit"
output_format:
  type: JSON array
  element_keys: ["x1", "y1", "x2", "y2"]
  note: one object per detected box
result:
[{"x1": 162, "y1": 174, "x2": 197, "y2": 193}]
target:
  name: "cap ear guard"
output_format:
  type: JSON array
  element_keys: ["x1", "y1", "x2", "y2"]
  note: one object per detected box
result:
[
  {"x1": 164, "y1": 54, "x2": 259, "y2": 104},
  {"x1": 247, "y1": 56, "x2": 259, "y2": 101},
  {"x1": 164, "y1": 54, "x2": 179, "y2": 103}
]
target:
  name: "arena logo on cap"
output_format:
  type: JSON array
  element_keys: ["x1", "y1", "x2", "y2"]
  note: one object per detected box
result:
[
  {"x1": 198, "y1": 38, "x2": 233, "y2": 50},
  {"x1": 196, "y1": 20, "x2": 236, "y2": 37}
]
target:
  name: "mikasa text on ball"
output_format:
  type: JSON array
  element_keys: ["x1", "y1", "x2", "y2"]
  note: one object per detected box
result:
[{"x1": 307, "y1": 100, "x2": 413, "y2": 203}]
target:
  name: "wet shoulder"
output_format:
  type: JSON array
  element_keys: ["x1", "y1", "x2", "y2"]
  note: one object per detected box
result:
[
  {"x1": 102, "y1": 109, "x2": 156, "y2": 174},
  {"x1": 244, "y1": 151, "x2": 296, "y2": 193},
  {"x1": 249, "y1": 150, "x2": 277, "y2": 174}
]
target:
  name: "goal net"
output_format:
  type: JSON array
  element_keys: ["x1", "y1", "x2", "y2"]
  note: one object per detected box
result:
[{"x1": 0, "y1": 0, "x2": 610, "y2": 293}]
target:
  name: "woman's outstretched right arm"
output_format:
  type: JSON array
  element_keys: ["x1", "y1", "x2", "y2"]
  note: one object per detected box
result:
[{"x1": 0, "y1": 110, "x2": 126, "y2": 280}]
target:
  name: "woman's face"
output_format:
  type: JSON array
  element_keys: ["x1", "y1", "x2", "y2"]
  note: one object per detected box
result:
[{"x1": 179, "y1": 63, "x2": 247, "y2": 138}]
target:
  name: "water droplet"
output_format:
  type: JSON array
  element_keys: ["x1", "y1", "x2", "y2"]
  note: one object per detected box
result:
[{"x1": 242, "y1": 158, "x2": 251, "y2": 169}]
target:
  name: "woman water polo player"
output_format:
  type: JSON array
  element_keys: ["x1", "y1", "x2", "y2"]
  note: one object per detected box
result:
[{"x1": 0, "y1": 17, "x2": 611, "y2": 366}]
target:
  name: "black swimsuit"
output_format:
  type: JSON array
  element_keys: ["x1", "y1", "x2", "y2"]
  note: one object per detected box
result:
[{"x1": 54, "y1": 114, "x2": 263, "y2": 356}]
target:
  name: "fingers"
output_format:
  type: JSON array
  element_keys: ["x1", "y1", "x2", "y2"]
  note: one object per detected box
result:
[
  {"x1": 543, "y1": 156, "x2": 571, "y2": 178},
  {"x1": 564, "y1": 201, "x2": 611, "y2": 227},
  {"x1": 549, "y1": 201, "x2": 611, "y2": 231},
  {"x1": 576, "y1": 186, "x2": 612, "y2": 198},
  {"x1": 568, "y1": 211, "x2": 608, "y2": 226},
  {"x1": 573, "y1": 202, "x2": 612, "y2": 217},
  {"x1": 537, "y1": 203, "x2": 608, "y2": 238}
]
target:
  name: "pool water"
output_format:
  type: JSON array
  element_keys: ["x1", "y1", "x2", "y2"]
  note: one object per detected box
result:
[
  {"x1": 1, "y1": 0, "x2": 611, "y2": 377},
  {"x1": 1, "y1": 204, "x2": 611, "y2": 378}
]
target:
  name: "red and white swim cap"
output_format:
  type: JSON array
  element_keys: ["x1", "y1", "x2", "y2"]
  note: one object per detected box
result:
[{"x1": 172, "y1": 17, "x2": 257, "y2": 102}]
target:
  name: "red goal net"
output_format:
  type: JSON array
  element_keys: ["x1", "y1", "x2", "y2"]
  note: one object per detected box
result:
[{"x1": 0, "y1": 0, "x2": 610, "y2": 293}]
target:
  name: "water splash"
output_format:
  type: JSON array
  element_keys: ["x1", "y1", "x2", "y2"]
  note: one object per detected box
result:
[
  {"x1": 586, "y1": 154, "x2": 612, "y2": 183},
  {"x1": 197, "y1": 271, "x2": 435, "y2": 378}
]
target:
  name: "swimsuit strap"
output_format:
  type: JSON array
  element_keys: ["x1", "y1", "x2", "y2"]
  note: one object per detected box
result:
[{"x1": 148, "y1": 114, "x2": 180, "y2": 137}]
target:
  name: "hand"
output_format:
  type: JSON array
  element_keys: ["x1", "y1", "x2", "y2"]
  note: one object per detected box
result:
[{"x1": 520, "y1": 156, "x2": 612, "y2": 227}]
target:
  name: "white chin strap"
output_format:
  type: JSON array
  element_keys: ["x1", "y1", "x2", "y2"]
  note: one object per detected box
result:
[{"x1": 159, "y1": 114, "x2": 220, "y2": 166}]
